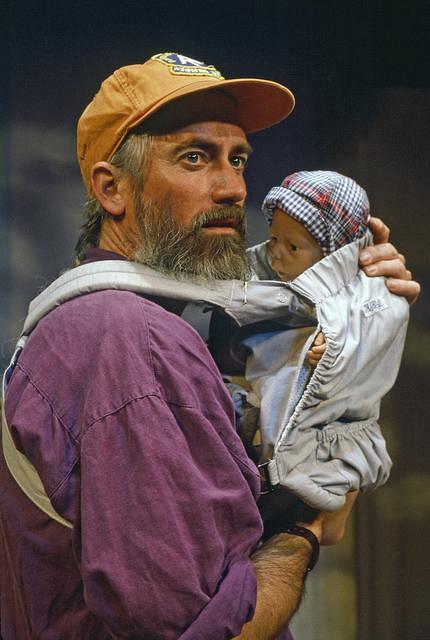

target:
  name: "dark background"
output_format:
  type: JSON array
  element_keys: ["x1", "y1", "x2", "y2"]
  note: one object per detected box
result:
[{"x1": 2, "y1": 2, "x2": 429, "y2": 638}]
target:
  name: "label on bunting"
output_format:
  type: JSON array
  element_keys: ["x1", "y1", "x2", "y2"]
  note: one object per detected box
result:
[{"x1": 362, "y1": 297, "x2": 388, "y2": 317}]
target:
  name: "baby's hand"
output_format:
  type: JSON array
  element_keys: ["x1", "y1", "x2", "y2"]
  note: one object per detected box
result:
[{"x1": 307, "y1": 331, "x2": 326, "y2": 366}]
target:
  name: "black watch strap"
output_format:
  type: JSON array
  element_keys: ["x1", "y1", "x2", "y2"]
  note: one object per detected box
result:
[{"x1": 281, "y1": 524, "x2": 320, "y2": 571}]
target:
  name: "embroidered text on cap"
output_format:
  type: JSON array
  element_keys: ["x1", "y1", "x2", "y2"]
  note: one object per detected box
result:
[{"x1": 151, "y1": 52, "x2": 224, "y2": 79}]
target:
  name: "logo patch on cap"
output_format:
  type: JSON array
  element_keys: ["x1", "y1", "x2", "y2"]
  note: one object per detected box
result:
[{"x1": 152, "y1": 53, "x2": 224, "y2": 79}]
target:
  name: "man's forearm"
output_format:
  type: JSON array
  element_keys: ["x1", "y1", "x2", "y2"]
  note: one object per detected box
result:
[{"x1": 234, "y1": 533, "x2": 313, "y2": 640}]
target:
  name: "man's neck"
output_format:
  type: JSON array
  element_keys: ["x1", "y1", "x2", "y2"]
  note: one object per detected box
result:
[{"x1": 98, "y1": 215, "x2": 140, "y2": 258}]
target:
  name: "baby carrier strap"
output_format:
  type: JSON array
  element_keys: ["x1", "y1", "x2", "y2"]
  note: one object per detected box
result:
[
  {"x1": 1, "y1": 338, "x2": 73, "y2": 529},
  {"x1": 23, "y1": 260, "x2": 313, "y2": 336}
]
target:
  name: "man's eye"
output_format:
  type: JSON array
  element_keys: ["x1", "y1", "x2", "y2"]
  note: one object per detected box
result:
[
  {"x1": 185, "y1": 152, "x2": 201, "y2": 163},
  {"x1": 290, "y1": 243, "x2": 298, "y2": 252},
  {"x1": 230, "y1": 156, "x2": 247, "y2": 169}
]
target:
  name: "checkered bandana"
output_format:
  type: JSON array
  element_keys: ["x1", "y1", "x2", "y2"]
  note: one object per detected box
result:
[{"x1": 262, "y1": 170, "x2": 370, "y2": 255}]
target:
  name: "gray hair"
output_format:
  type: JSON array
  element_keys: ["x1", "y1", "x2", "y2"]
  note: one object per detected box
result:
[{"x1": 75, "y1": 131, "x2": 153, "y2": 261}]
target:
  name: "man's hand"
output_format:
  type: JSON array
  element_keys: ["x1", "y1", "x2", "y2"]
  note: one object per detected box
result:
[
  {"x1": 360, "y1": 217, "x2": 420, "y2": 305},
  {"x1": 298, "y1": 490, "x2": 359, "y2": 546},
  {"x1": 234, "y1": 494, "x2": 358, "y2": 639}
]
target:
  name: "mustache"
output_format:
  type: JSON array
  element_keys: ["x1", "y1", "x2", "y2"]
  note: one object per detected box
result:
[
  {"x1": 133, "y1": 199, "x2": 250, "y2": 280},
  {"x1": 190, "y1": 206, "x2": 247, "y2": 233}
]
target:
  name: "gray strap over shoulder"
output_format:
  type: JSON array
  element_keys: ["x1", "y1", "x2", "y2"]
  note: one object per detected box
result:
[
  {"x1": 1, "y1": 339, "x2": 73, "y2": 529},
  {"x1": 22, "y1": 259, "x2": 313, "y2": 336}
]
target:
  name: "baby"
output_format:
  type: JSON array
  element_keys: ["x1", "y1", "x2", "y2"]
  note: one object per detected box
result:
[{"x1": 263, "y1": 170, "x2": 370, "y2": 365}]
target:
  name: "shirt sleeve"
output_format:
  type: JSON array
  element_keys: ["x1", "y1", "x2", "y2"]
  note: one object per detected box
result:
[{"x1": 77, "y1": 392, "x2": 261, "y2": 639}]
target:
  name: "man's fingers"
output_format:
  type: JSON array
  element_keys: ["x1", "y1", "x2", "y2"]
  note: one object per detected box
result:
[
  {"x1": 319, "y1": 490, "x2": 359, "y2": 546},
  {"x1": 364, "y1": 257, "x2": 410, "y2": 278},
  {"x1": 368, "y1": 216, "x2": 390, "y2": 244},
  {"x1": 362, "y1": 257, "x2": 410, "y2": 280},
  {"x1": 361, "y1": 254, "x2": 420, "y2": 304},
  {"x1": 359, "y1": 238, "x2": 421, "y2": 305},
  {"x1": 359, "y1": 242, "x2": 400, "y2": 266},
  {"x1": 386, "y1": 278, "x2": 421, "y2": 306}
]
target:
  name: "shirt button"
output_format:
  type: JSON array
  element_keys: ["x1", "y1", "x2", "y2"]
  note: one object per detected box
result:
[{"x1": 277, "y1": 293, "x2": 289, "y2": 303}]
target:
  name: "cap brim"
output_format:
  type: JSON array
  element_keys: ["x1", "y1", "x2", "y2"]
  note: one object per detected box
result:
[
  {"x1": 112, "y1": 77, "x2": 295, "y2": 159},
  {"x1": 216, "y1": 78, "x2": 295, "y2": 133}
]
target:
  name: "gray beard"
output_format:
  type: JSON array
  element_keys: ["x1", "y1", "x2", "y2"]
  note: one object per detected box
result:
[{"x1": 133, "y1": 199, "x2": 251, "y2": 281}]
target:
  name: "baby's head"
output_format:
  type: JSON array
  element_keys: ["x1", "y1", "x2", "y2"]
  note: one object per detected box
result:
[{"x1": 262, "y1": 170, "x2": 370, "y2": 281}]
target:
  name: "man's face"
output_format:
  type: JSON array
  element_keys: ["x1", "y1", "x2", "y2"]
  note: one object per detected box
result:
[
  {"x1": 130, "y1": 120, "x2": 252, "y2": 279},
  {"x1": 268, "y1": 209, "x2": 324, "y2": 281}
]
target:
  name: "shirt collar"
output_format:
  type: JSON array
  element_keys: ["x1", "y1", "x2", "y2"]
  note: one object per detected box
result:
[{"x1": 80, "y1": 247, "x2": 128, "y2": 264}]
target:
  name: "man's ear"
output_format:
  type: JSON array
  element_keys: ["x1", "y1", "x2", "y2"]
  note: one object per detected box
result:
[{"x1": 90, "y1": 162, "x2": 126, "y2": 216}]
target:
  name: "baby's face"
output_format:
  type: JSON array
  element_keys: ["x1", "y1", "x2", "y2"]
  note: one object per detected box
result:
[{"x1": 268, "y1": 209, "x2": 324, "y2": 281}]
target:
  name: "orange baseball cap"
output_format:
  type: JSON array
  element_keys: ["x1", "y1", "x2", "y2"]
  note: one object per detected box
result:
[{"x1": 77, "y1": 52, "x2": 295, "y2": 193}]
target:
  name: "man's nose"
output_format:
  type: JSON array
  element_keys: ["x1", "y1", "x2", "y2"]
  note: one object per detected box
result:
[{"x1": 211, "y1": 166, "x2": 247, "y2": 206}]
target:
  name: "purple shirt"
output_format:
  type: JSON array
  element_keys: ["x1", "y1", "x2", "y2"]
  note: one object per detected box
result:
[{"x1": 0, "y1": 255, "x2": 294, "y2": 640}]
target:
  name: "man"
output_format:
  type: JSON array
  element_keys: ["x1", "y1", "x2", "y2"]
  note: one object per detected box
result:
[{"x1": 0, "y1": 53, "x2": 419, "y2": 640}]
